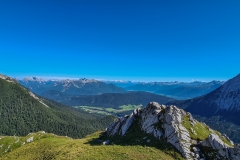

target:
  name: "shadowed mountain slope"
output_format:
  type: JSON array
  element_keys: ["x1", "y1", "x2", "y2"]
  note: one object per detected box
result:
[{"x1": 42, "y1": 91, "x2": 175, "y2": 108}]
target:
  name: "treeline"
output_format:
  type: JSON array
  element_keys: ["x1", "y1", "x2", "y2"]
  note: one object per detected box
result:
[{"x1": 0, "y1": 78, "x2": 114, "y2": 138}]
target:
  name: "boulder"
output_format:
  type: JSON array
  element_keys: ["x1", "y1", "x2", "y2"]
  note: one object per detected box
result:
[
  {"x1": 102, "y1": 140, "x2": 110, "y2": 145},
  {"x1": 26, "y1": 136, "x2": 34, "y2": 143}
]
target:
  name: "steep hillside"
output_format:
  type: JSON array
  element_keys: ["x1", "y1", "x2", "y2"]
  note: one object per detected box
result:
[
  {"x1": 50, "y1": 91, "x2": 175, "y2": 108},
  {"x1": 106, "y1": 102, "x2": 240, "y2": 159},
  {"x1": 0, "y1": 75, "x2": 114, "y2": 138},
  {"x1": 166, "y1": 74, "x2": 240, "y2": 143},
  {"x1": 170, "y1": 74, "x2": 240, "y2": 125},
  {"x1": 0, "y1": 131, "x2": 182, "y2": 160},
  {"x1": 40, "y1": 90, "x2": 70, "y2": 102},
  {"x1": 19, "y1": 77, "x2": 126, "y2": 96}
]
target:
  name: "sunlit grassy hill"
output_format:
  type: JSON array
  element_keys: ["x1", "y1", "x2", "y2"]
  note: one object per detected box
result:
[{"x1": 0, "y1": 131, "x2": 183, "y2": 160}]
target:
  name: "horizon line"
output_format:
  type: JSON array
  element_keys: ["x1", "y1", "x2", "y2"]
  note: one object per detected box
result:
[{"x1": 12, "y1": 75, "x2": 226, "y2": 83}]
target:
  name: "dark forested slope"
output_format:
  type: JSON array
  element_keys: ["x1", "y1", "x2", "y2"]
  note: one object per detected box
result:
[
  {"x1": 52, "y1": 91, "x2": 175, "y2": 108},
  {"x1": 0, "y1": 75, "x2": 114, "y2": 138}
]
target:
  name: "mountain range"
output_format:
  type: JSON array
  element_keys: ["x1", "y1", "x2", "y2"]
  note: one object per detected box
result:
[
  {"x1": 19, "y1": 78, "x2": 176, "y2": 109},
  {"x1": 19, "y1": 77, "x2": 224, "y2": 101},
  {"x1": 125, "y1": 81, "x2": 224, "y2": 100},
  {"x1": 19, "y1": 77, "x2": 126, "y2": 96}
]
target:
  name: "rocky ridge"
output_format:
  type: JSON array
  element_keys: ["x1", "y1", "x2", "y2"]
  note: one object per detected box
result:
[
  {"x1": 0, "y1": 74, "x2": 17, "y2": 83},
  {"x1": 106, "y1": 102, "x2": 240, "y2": 159}
]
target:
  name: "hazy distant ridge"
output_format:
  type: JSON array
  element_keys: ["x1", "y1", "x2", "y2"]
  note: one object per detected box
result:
[{"x1": 19, "y1": 77, "x2": 126, "y2": 96}]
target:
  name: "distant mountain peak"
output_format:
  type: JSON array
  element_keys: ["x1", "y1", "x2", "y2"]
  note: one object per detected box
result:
[
  {"x1": 78, "y1": 78, "x2": 98, "y2": 83},
  {"x1": 80, "y1": 78, "x2": 87, "y2": 80},
  {"x1": 22, "y1": 77, "x2": 46, "y2": 82}
]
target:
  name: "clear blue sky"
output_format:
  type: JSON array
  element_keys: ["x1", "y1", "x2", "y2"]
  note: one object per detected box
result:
[{"x1": 0, "y1": 0, "x2": 239, "y2": 82}]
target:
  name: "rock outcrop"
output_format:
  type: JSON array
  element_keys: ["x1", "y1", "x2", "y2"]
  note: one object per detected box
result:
[{"x1": 106, "y1": 102, "x2": 240, "y2": 160}]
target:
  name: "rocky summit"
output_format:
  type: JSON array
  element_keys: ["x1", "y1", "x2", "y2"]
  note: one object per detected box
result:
[{"x1": 106, "y1": 102, "x2": 240, "y2": 160}]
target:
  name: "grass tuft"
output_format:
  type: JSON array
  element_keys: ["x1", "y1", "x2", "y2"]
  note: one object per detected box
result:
[
  {"x1": 214, "y1": 131, "x2": 234, "y2": 147},
  {"x1": 182, "y1": 115, "x2": 210, "y2": 140}
]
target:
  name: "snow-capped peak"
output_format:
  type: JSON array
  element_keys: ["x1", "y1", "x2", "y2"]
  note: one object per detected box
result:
[
  {"x1": 78, "y1": 78, "x2": 98, "y2": 83},
  {"x1": 22, "y1": 77, "x2": 46, "y2": 82}
]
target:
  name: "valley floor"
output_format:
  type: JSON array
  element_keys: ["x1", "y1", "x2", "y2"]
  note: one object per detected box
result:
[{"x1": 74, "y1": 104, "x2": 142, "y2": 117}]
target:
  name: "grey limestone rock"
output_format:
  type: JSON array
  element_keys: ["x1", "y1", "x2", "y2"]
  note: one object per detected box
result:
[
  {"x1": 201, "y1": 133, "x2": 240, "y2": 160},
  {"x1": 102, "y1": 140, "x2": 110, "y2": 145},
  {"x1": 26, "y1": 136, "x2": 34, "y2": 143},
  {"x1": 106, "y1": 102, "x2": 240, "y2": 160}
]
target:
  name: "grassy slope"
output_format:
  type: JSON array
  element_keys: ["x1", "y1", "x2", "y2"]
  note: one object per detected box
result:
[
  {"x1": 182, "y1": 115, "x2": 211, "y2": 140},
  {"x1": 1, "y1": 131, "x2": 179, "y2": 160},
  {"x1": 182, "y1": 115, "x2": 233, "y2": 147}
]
